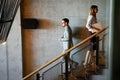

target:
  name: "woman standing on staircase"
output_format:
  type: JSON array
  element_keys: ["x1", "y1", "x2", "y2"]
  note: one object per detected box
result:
[{"x1": 83, "y1": 5, "x2": 100, "y2": 67}]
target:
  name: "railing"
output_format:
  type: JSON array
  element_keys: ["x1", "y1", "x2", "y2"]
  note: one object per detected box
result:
[
  {"x1": 22, "y1": 27, "x2": 108, "y2": 80},
  {"x1": 42, "y1": 61, "x2": 64, "y2": 80}
]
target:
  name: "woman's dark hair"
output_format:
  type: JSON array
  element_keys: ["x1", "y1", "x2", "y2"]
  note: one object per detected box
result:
[
  {"x1": 90, "y1": 5, "x2": 98, "y2": 15},
  {"x1": 91, "y1": 5, "x2": 98, "y2": 9},
  {"x1": 62, "y1": 18, "x2": 69, "y2": 24}
]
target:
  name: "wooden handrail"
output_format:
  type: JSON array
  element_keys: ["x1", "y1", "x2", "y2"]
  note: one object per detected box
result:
[{"x1": 22, "y1": 27, "x2": 108, "y2": 80}]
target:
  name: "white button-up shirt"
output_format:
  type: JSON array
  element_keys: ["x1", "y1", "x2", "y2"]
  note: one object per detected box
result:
[{"x1": 86, "y1": 14, "x2": 97, "y2": 33}]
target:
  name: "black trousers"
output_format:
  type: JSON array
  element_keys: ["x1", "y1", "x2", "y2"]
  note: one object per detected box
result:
[{"x1": 88, "y1": 31, "x2": 97, "y2": 51}]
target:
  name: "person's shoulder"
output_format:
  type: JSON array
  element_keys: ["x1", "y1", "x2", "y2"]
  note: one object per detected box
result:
[
  {"x1": 88, "y1": 14, "x2": 93, "y2": 18},
  {"x1": 87, "y1": 15, "x2": 93, "y2": 21},
  {"x1": 66, "y1": 26, "x2": 71, "y2": 31}
]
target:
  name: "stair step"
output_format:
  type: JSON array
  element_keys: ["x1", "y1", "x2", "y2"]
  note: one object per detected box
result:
[
  {"x1": 89, "y1": 68, "x2": 109, "y2": 80},
  {"x1": 57, "y1": 51, "x2": 108, "y2": 80},
  {"x1": 102, "y1": 69, "x2": 109, "y2": 75},
  {"x1": 58, "y1": 73, "x2": 77, "y2": 80},
  {"x1": 90, "y1": 75, "x2": 108, "y2": 80}
]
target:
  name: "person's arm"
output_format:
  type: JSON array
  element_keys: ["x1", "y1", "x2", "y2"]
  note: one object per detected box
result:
[
  {"x1": 61, "y1": 29, "x2": 69, "y2": 41},
  {"x1": 86, "y1": 15, "x2": 92, "y2": 30},
  {"x1": 86, "y1": 15, "x2": 100, "y2": 32}
]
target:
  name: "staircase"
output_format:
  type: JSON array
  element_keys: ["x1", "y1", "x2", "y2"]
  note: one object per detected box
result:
[
  {"x1": 88, "y1": 51, "x2": 108, "y2": 80},
  {"x1": 22, "y1": 28, "x2": 108, "y2": 80},
  {"x1": 58, "y1": 51, "x2": 108, "y2": 80}
]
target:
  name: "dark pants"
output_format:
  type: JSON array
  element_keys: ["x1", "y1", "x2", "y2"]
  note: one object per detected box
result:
[{"x1": 88, "y1": 31, "x2": 97, "y2": 51}]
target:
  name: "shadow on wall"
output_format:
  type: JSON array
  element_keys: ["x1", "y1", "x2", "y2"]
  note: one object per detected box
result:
[
  {"x1": 72, "y1": 27, "x2": 88, "y2": 39},
  {"x1": 71, "y1": 27, "x2": 89, "y2": 65},
  {"x1": 21, "y1": 18, "x2": 55, "y2": 29},
  {"x1": 38, "y1": 19, "x2": 55, "y2": 29}
]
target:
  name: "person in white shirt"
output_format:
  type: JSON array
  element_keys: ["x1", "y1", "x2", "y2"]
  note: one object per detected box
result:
[{"x1": 83, "y1": 5, "x2": 100, "y2": 67}]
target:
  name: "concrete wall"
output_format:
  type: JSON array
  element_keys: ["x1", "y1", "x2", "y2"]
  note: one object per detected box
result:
[
  {"x1": 0, "y1": 8, "x2": 22, "y2": 80},
  {"x1": 21, "y1": 0, "x2": 109, "y2": 78}
]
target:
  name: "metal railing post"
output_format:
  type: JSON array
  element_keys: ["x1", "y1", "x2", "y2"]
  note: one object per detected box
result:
[
  {"x1": 96, "y1": 36, "x2": 99, "y2": 65},
  {"x1": 65, "y1": 55, "x2": 69, "y2": 80},
  {"x1": 36, "y1": 73, "x2": 40, "y2": 80}
]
